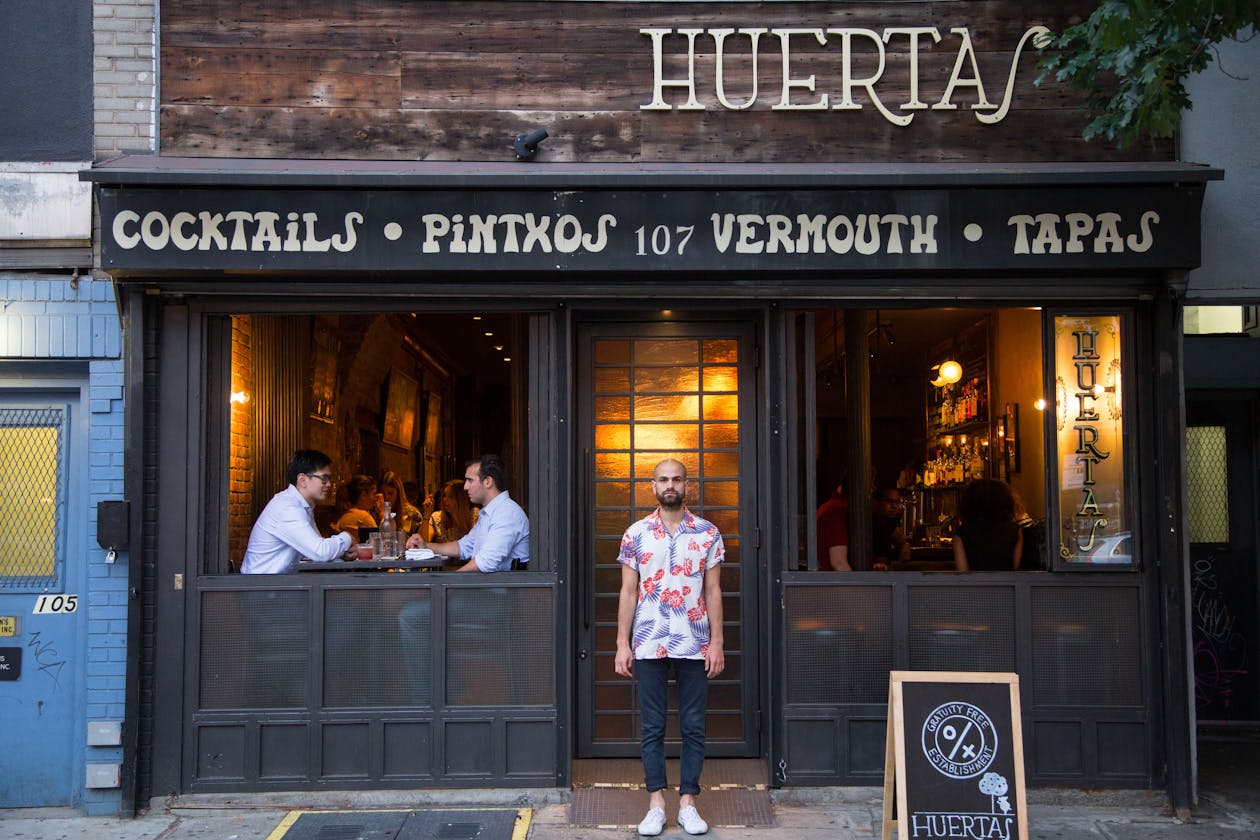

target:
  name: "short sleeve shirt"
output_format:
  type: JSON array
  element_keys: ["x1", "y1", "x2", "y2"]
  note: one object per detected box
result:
[{"x1": 618, "y1": 508, "x2": 724, "y2": 660}]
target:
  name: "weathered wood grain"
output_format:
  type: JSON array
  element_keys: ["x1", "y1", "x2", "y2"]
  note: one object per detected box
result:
[{"x1": 159, "y1": 1, "x2": 1171, "y2": 163}]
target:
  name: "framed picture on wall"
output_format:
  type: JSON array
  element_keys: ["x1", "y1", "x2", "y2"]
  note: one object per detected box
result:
[
  {"x1": 424, "y1": 392, "x2": 442, "y2": 452},
  {"x1": 382, "y1": 369, "x2": 419, "y2": 448},
  {"x1": 310, "y1": 319, "x2": 339, "y2": 423}
]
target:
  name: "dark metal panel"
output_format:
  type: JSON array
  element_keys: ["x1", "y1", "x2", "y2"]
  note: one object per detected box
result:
[
  {"x1": 2, "y1": 0, "x2": 92, "y2": 160},
  {"x1": 121, "y1": 287, "x2": 149, "y2": 814},
  {"x1": 1153, "y1": 286, "x2": 1195, "y2": 815},
  {"x1": 779, "y1": 574, "x2": 1156, "y2": 787},
  {"x1": 151, "y1": 304, "x2": 191, "y2": 798},
  {"x1": 1186, "y1": 335, "x2": 1260, "y2": 389}
]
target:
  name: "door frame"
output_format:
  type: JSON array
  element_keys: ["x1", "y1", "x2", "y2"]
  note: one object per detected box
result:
[{"x1": 572, "y1": 314, "x2": 763, "y2": 759}]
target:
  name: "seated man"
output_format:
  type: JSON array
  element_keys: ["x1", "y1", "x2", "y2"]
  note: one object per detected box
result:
[
  {"x1": 241, "y1": 449, "x2": 353, "y2": 574},
  {"x1": 406, "y1": 453, "x2": 529, "y2": 572}
]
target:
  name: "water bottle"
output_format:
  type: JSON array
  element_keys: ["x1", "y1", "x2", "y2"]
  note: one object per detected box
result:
[{"x1": 380, "y1": 501, "x2": 396, "y2": 557}]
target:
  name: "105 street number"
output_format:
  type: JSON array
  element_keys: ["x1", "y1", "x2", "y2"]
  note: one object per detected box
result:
[
  {"x1": 635, "y1": 225, "x2": 695, "y2": 256},
  {"x1": 33, "y1": 594, "x2": 79, "y2": 614}
]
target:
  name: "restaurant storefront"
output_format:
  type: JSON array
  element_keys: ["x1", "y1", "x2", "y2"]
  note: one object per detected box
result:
[{"x1": 84, "y1": 1, "x2": 1219, "y2": 813}]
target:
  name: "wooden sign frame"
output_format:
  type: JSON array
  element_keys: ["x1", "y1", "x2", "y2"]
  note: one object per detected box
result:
[{"x1": 883, "y1": 671, "x2": 1028, "y2": 840}]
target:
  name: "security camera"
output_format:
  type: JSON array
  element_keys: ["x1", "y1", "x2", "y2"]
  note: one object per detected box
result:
[{"x1": 514, "y1": 128, "x2": 549, "y2": 161}]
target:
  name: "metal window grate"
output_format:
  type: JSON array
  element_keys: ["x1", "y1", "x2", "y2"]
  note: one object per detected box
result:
[
  {"x1": 0, "y1": 407, "x2": 65, "y2": 590},
  {"x1": 785, "y1": 585, "x2": 893, "y2": 704},
  {"x1": 1186, "y1": 425, "x2": 1229, "y2": 543}
]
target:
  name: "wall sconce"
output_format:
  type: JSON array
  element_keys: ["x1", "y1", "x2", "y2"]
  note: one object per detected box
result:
[
  {"x1": 1033, "y1": 398, "x2": 1046, "y2": 411},
  {"x1": 230, "y1": 390, "x2": 250, "y2": 405},
  {"x1": 929, "y1": 359, "x2": 963, "y2": 387}
]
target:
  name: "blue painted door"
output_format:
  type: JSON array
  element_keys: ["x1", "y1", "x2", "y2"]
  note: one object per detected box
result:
[{"x1": 0, "y1": 388, "x2": 84, "y2": 806}]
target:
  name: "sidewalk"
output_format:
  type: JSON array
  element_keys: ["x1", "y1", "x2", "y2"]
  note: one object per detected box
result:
[{"x1": 3, "y1": 784, "x2": 1258, "y2": 840}]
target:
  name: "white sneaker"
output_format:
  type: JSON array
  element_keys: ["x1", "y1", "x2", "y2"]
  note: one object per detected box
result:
[
  {"x1": 637, "y1": 806, "x2": 666, "y2": 836},
  {"x1": 678, "y1": 805, "x2": 709, "y2": 835}
]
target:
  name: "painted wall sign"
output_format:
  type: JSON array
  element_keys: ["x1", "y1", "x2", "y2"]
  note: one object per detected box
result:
[
  {"x1": 640, "y1": 25, "x2": 1050, "y2": 125},
  {"x1": 0, "y1": 647, "x2": 21, "y2": 680},
  {"x1": 98, "y1": 186, "x2": 1202, "y2": 274},
  {"x1": 883, "y1": 672, "x2": 1028, "y2": 840}
]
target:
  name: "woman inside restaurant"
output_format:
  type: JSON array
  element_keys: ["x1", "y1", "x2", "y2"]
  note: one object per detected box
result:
[
  {"x1": 952, "y1": 478, "x2": 1023, "y2": 572},
  {"x1": 334, "y1": 474, "x2": 384, "y2": 543},
  {"x1": 380, "y1": 469, "x2": 423, "y2": 536},
  {"x1": 422, "y1": 478, "x2": 477, "y2": 543}
]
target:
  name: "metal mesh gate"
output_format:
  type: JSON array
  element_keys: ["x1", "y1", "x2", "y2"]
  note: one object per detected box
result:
[{"x1": 0, "y1": 406, "x2": 65, "y2": 590}]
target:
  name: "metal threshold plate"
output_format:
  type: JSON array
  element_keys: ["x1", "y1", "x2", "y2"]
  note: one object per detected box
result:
[{"x1": 269, "y1": 808, "x2": 529, "y2": 840}]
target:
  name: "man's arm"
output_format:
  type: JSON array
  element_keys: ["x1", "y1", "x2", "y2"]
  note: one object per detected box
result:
[
  {"x1": 827, "y1": 545, "x2": 853, "y2": 572},
  {"x1": 614, "y1": 564, "x2": 640, "y2": 677},
  {"x1": 277, "y1": 507, "x2": 351, "y2": 562},
  {"x1": 703, "y1": 562, "x2": 724, "y2": 678},
  {"x1": 952, "y1": 535, "x2": 970, "y2": 572}
]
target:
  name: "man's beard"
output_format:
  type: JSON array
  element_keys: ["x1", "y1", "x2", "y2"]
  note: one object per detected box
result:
[{"x1": 656, "y1": 490, "x2": 684, "y2": 511}]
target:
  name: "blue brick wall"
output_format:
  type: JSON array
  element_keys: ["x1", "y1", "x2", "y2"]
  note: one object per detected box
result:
[{"x1": 0, "y1": 272, "x2": 127, "y2": 815}]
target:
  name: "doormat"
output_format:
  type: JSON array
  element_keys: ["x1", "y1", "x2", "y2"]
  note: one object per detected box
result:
[
  {"x1": 570, "y1": 788, "x2": 775, "y2": 828},
  {"x1": 267, "y1": 808, "x2": 530, "y2": 840}
]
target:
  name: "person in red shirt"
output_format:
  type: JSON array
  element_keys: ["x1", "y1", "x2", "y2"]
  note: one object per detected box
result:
[{"x1": 816, "y1": 481, "x2": 851, "y2": 571}]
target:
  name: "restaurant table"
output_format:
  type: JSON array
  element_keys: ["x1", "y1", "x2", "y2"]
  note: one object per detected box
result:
[{"x1": 295, "y1": 555, "x2": 453, "y2": 572}]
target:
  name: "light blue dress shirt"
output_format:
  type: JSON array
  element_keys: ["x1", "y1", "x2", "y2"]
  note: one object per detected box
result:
[
  {"x1": 457, "y1": 491, "x2": 530, "y2": 572},
  {"x1": 241, "y1": 485, "x2": 352, "y2": 574}
]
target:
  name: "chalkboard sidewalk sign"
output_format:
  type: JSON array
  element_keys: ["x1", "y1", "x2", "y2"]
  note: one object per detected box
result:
[{"x1": 882, "y1": 671, "x2": 1027, "y2": 840}]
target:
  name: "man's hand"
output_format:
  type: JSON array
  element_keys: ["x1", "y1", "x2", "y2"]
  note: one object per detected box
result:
[
  {"x1": 614, "y1": 643, "x2": 634, "y2": 677},
  {"x1": 704, "y1": 641, "x2": 725, "y2": 679},
  {"x1": 406, "y1": 533, "x2": 427, "y2": 550}
]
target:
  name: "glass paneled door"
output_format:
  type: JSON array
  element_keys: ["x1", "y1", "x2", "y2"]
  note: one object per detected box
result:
[{"x1": 575, "y1": 321, "x2": 759, "y2": 757}]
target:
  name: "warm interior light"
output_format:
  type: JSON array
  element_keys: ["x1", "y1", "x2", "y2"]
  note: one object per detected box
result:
[
  {"x1": 939, "y1": 359, "x2": 963, "y2": 383},
  {"x1": 230, "y1": 391, "x2": 249, "y2": 405},
  {"x1": 484, "y1": 331, "x2": 494, "y2": 337},
  {"x1": 1034, "y1": 398, "x2": 1047, "y2": 411},
  {"x1": 503, "y1": 357, "x2": 511, "y2": 362}
]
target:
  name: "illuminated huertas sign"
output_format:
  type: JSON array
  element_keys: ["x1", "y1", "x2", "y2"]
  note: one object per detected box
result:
[
  {"x1": 1055, "y1": 315, "x2": 1128, "y2": 565},
  {"x1": 639, "y1": 25, "x2": 1051, "y2": 125}
]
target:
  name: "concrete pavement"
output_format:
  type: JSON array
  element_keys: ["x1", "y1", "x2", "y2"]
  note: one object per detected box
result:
[
  {"x1": 3, "y1": 784, "x2": 1258, "y2": 840},
  {"x1": 5, "y1": 733, "x2": 1258, "y2": 840}
]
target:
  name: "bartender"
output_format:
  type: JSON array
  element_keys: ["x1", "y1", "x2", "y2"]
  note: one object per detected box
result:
[
  {"x1": 871, "y1": 485, "x2": 911, "y2": 570},
  {"x1": 406, "y1": 453, "x2": 529, "y2": 572}
]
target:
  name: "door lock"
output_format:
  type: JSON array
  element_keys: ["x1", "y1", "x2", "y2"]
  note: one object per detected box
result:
[{"x1": 578, "y1": 648, "x2": 588, "y2": 660}]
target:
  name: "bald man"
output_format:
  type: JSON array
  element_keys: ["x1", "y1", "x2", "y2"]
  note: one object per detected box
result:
[{"x1": 615, "y1": 458, "x2": 724, "y2": 836}]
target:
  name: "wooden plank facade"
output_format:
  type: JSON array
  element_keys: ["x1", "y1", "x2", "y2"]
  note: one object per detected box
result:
[{"x1": 159, "y1": 1, "x2": 1171, "y2": 163}]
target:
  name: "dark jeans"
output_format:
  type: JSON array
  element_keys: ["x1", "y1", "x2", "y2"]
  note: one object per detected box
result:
[{"x1": 636, "y1": 657, "x2": 708, "y2": 796}]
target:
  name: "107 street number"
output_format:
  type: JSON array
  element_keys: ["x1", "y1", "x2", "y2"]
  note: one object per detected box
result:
[
  {"x1": 33, "y1": 594, "x2": 79, "y2": 614},
  {"x1": 635, "y1": 225, "x2": 695, "y2": 256}
]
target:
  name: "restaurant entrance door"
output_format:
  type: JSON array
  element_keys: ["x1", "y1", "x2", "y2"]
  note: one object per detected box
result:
[
  {"x1": 574, "y1": 319, "x2": 760, "y2": 758},
  {"x1": 1187, "y1": 393, "x2": 1260, "y2": 722}
]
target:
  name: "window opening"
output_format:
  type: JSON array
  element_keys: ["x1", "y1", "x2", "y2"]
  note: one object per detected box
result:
[{"x1": 0, "y1": 407, "x2": 65, "y2": 590}]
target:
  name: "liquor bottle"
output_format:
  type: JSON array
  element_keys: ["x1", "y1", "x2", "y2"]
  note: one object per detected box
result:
[{"x1": 379, "y1": 501, "x2": 397, "y2": 557}]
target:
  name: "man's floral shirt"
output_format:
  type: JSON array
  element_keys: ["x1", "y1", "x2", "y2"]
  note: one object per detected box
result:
[{"x1": 618, "y1": 508, "x2": 724, "y2": 660}]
